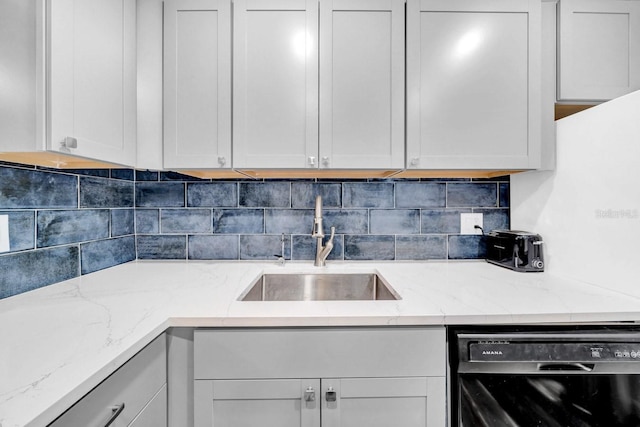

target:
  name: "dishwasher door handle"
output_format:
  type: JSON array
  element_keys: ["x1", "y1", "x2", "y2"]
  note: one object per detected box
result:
[{"x1": 537, "y1": 363, "x2": 595, "y2": 372}]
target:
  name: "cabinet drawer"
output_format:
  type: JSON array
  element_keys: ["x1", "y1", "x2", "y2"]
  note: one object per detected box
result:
[
  {"x1": 49, "y1": 334, "x2": 166, "y2": 427},
  {"x1": 194, "y1": 327, "x2": 445, "y2": 379}
]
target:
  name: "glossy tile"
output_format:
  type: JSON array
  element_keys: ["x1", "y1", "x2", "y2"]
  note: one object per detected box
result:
[
  {"x1": 213, "y1": 209, "x2": 264, "y2": 234},
  {"x1": 421, "y1": 209, "x2": 471, "y2": 234},
  {"x1": 135, "y1": 209, "x2": 159, "y2": 234},
  {"x1": 323, "y1": 209, "x2": 368, "y2": 234},
  {"x1": 161, "y1": 209, "x2": 212, "y2": 233},
  {"x1": 475, "y1": 208, "x2": 510, "y2": 232},
  {"x1": 448, "y1": 235, "x2": 487, "y2": 259},
  {"x1": 0, "y1": 167, "x2": 77, "y2": 209},
  {"x1": 291, "y1": 234, "x2": 344, "y2": 261},
  {"x1": 137, "y1": 235, "x2": 186, "y2": 259},
  {"x1": 135, "y1": 170, "x2": 159, "y2": 181},
  {"x1": 80, "y1": 177, "x2": 134, "y2": 208},
  {"x1": 344, "y1": 235, "x2": 395, "y2": 260},
  {"x1": 0, "y1": 211, "x2": 34, "y2": 253},
  {"x1": 499, "y1": 183, "x2": 510, "y2": 208},
  {"x1": 110, "y1": 169, "x2": 135, "y2": 181},
  {"x1": 240, "y1": 234, "x2": 291, "y2": 260},
  {"x1": 396, "y1": 235, "x2": 447, "y2": 260},
  {"x1": 81, "y1": 236, "x2": 136, "y2": 275},
  {"x1": 188, "y1": 235, "x2": 239, "y2": 260},
  {"x1": 395, "y1": 183, "x2": 446, "y2": 208},
  {"x1": 187, "y1": 182, "x2": 237, "y2": 207},
  {"x1": 343, "y1": 183, "x2": 393, "y2": 208},
  {"x1": 111, "y1": 209, "x2": 135, "y2": 236},
  {"x1": 0, "y1": 246, "x2": 79, "y2": 299},
  {"x1": 239, "y1": 182, "x2": 290, "y2": 207},
  {"x1": 447, "y1": 183, "x2": 497, "y2": 207},
  {"x1": 265, "y1": 209, "x2": 314, "y2": 234},
  {"x1": 291, "y1": 182, "x2": 341, "y2": 208},
  {"x1": 370, "y1": 210, "x2": 420, "y2": 235},
  {"x1": 37, "y1": 210, "x2": 110, "y2": 248},
  {"x1": 135, "y1": 183, "x2": 185, "y2": 207}
]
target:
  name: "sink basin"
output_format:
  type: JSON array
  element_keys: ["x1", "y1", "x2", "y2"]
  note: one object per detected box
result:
[{"x1": 239, "y1": 273, "x2": 400, "y2": 301}]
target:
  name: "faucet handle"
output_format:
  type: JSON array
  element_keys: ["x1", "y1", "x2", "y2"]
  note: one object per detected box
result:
[{"x1": 327, "y1": 226, "x2": 335, "y2": 242}]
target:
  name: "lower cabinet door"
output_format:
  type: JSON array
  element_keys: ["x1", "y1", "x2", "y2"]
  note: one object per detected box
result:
[
  {"x1": 194, "y1": 377, "x2": 445, "y2": 427},
  {"x1": 128, "y1": 384, "x2": 167, "y2": 427},
  {"x1": 194, "y1": 379, "x2": 321, "y2": 427},
  {"x1": 321, "y1": 377, "x2": 445, "y2": 427}
]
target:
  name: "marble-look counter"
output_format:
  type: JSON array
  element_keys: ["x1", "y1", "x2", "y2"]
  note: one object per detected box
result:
[{"x1": 2, "y1": 260, "x2": 640, "y2": 427}]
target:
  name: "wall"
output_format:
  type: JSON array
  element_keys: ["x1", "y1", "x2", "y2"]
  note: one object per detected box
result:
[
  {"x1": 511, "y1": 90, "x2": 640, "y2": 296},
  {"x1": 0, "y1": 162, "x2": 510, "y2": 299},
  {"x1": 0, "y1": 162, "x2": 136, "y2": 298}
]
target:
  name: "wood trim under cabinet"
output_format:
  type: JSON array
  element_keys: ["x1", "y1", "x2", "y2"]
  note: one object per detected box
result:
[
  {"x1": 0, "y1": 152, "x2": 126, "y2": 169},
  {"x1": 555, "y1": 103, "x2": 598, "y2": 120}
]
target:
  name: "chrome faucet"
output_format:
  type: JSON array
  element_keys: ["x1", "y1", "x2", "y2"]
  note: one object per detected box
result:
[{"x1": 312, "y1": 195, "x2": 335, "y2": 267}]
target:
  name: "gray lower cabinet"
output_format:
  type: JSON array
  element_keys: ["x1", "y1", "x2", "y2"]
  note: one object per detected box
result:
[
  {"x1": 193, "y1": 327, "x2": 446, "y2": 427},
  {"x1": 49, "y1": 334, "x2": 167, "y2": 427}
]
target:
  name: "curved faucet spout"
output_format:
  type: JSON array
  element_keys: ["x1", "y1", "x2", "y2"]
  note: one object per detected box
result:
[{"x1": 312, "y1": 195, "x2": 335, "y2": 266}]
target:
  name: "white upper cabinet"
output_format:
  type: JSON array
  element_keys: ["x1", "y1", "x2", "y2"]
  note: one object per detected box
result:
[
  {"x1": 319, "y1": 0, "x2": 405, "y2": 169},
  {"x1": 48, "y1": 0, "x2": 137, "y2": 166},
  {"x1": 233, "y1": 0, "x2": 319, "y2": 169},
  {"x1": 163, "y1": 0, "x2": 232, "y2": 169},
  {"x1": 558, "y1": 0, "x2": 640, "y2": 102},
  {"x1": 406, "y1": 0, "x2": 542, "y2": 170},
  {"x1": 233, "y1": 0, "x2": 404, "y2": 170}
]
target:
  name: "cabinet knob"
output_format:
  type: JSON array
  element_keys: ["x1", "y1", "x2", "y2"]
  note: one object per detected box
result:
[
  {"x1": 308, "y1": 156, "x2": 316, "y2": 167},
  {"x1": 218, "y1": 156, "x2": 226, "y2": 167},
  {"x1": 304, "y1": 386, "x2": 315, "y2": 402},
  {"x1": 60, "y1": 136, "x2": 78, "y2": 152},
  {"x1": 321, "y1": 156, "x2": 329, "y2": 167},
  {"x1": 326, "y1": 386, "x2": 337, "y2": 402},
  {"x1": 410, "y1": 157, "x2": 419, "y2": 167}
]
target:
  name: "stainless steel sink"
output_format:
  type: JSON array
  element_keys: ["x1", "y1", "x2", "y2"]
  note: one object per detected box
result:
[{"x1": 239, "y1": 273, "x2": 400, "y2": 301}]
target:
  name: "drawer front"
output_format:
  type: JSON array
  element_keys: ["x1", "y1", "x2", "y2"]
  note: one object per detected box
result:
[
  {"x1": 194, "y1": 327, "x2": 445, "y2": 379},
  {"x1": 49, "y1": 334, "x2": 166, "y2": 427}
]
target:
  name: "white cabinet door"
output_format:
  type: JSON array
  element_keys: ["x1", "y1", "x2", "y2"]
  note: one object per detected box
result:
[
  {"x1": 48, "y1": 0, "x2": 136, "y2": 166},
  {"x1": 163, "y1": 0, "x2": 232, "y2": 169},
  {"x1": 233, "y1": 0, "x2": 319, "y2": 169},
  {"x1": 406, "y1": 0, "x2": 541, "y2": 170},
  {"x1": 194, "y1": 379, "x2": 321, "y2": 427},
  {"x1": 321, "y1": 377, "x2": 446, "y2": 427},
  {"x1": 558, "y1": 0, "x2": 640, "y2": 101},
  {"x1": 319, "y1": 0, "x2": 404, "y2": 169}
]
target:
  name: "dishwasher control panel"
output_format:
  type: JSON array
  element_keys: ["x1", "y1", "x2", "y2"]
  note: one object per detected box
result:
[{"x1": 469, "y1": 342, "x2": 640, "y2": 362}]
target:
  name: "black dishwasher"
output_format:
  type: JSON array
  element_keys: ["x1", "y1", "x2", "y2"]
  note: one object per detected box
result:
[{"x1": 450, "y1": 327, "x2": 640, "y2": 427}]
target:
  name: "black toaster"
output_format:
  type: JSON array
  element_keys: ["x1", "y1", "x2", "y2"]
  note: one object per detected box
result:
[{"x1": 486, "y1": 230, "x2": 544, "y2": 272}]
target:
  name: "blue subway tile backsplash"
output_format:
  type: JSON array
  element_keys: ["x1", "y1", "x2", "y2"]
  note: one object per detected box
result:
[
  {"x1": 187, "y1": 182, "x2": 237, "y2": 207},
  {"x1": 135, "y1": 182, "x2": 185, "y2": 207},
  {"x1": 239, "y1": 182, "x2": 291, "y2": 207},
  {"x1": 37, "y1": 210, "x2": 110, "y2": 248},
  {"x1": 137, "y1": 235, "x2": 187, "y2": 259},
  {"x1": 0, "y1": 161, "x2": 510, "y2": 299},
  {"x1": 0, "y1": 211, "x2": 35, "y2": 252},
  {"x1": 343, "y1": 182, "x2": 394, "y2": 208},
  {"x1": 395, "y1": 182, "x2": 446, "y2": 208},
  {"x1": 79, "y1": 177, "x2": 134, "y2": 208},
  {"x1": 0, "y1": 246, "x2": 80, "y2": 299},
  {"x1": 161, "y1": 209, "x2": 212, "y2": 234},
  {"x1": 447, "y1": 183, "x2": 498, "y2": 207},
  {"x1": 0, "y1": 167, "x2": 78, "y2": 209},
  {"x1": 189, "y1": 235, "x2": 239, "y2": 260},
  {"x1": 0, "y1": 164, "x2": 136, "y2": 299},
  {"x1": 80, "y1": 236, "x2": 136, "y2": 275}
]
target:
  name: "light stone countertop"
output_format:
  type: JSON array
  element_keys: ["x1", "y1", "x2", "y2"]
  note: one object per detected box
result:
[{"x1": 2, "y1": 260, "x2": 640, "y2": 427}]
